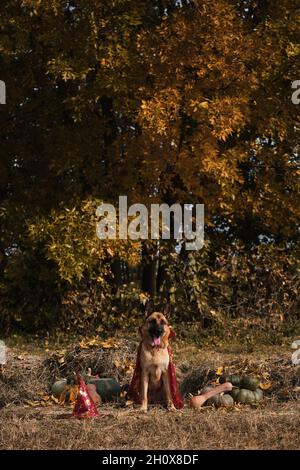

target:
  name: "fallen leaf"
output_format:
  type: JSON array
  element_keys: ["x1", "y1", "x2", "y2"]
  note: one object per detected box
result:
[
  {"x1": 41, "y1": 395, "x2": 50, "y2": 401},
  {"x1": 100, "y1": 339, "x2": 118, "y2": 349},
  {"x1": 25, "y1": 400, "x2": 41, "y2": 407},
  {"x1": 260, "y1": 381, "x2": 272, "y2": 390},
  {"x1": 68, "y1": 384, "x2": 78, "y2": 404}
]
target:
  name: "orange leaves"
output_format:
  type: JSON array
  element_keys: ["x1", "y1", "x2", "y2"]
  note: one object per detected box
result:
[
  {"x1": 260, "y1": 382, "x2": 272, "y2": 391},
  {"x1": 138, "y1": 89, "x2": 181, "y2": 138},
  {"x1": 79, "y1": 337, "x2": 119, "y2": 350},
  {"x1": 208, "y1": 97, "x2": 249, "y2": 141}
]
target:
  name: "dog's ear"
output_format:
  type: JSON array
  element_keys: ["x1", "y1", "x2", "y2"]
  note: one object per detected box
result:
[
  {"x1": 163, "y1": 303, "x2": 171, "y2": 318},
  {"x1": 144, "y1": 299, "x2": 154, "y2": 317}
]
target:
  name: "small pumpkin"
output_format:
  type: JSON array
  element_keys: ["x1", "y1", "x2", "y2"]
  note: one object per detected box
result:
[
  {"x1": 221, "y1": 394, "x2": 234, "y2": 406},
  {"x1": 240, "y1": 376, "x2": 260, "y2": 391},
  {"x1": 207, "y1": 393, "x2": 234, "y2": 408},
  {"x1": 253, "y1": 388, "x2": 264, "y2": 402},
  {"x1": 230, "y1": 387, "x2": 240, "y2": 401},
  {"x1": 190, "y1": 383, "x2": 233, "y2": 408},
  {"x1": 230, "y1": 388, "x2": 264, "y2": 404},
  {"x1": 51, "y1": 379, "x2": 67, "y2": 397},
  {"x1": 88, "y1": 378, "x2": 121, "y2": 401},
  {"x1": 238, "y1": 388, "x2": 253, "y2": 404},
  {"x1": 219, "y1": 374, "x2": 242, "y2": 387}
]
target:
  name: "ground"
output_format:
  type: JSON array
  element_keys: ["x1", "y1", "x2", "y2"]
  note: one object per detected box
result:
[{"x1": 0, "y1": 336, "x2": 299, "y2": 450}]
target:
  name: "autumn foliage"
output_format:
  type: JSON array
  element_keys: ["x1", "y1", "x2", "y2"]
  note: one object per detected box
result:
[{"x1": 0, "y1": 0, "x2": 299, "y2": 333}]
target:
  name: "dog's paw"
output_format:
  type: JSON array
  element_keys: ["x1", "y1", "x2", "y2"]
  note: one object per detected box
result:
[
  {"x1": 140, "y1": 405, "x2": 148, "y2": 413},
  {"x1": 167, "y1": 403, "x2": 176, "y2": 412}
]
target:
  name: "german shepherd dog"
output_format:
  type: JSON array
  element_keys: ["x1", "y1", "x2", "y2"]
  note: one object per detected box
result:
[{"x1": 139, "y1": 301, "x2": 175, "y2": 412}]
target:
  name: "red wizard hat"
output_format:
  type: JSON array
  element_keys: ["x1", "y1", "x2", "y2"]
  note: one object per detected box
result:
[{"x1": 72, "y1": 373, "x2": 99, "y2": 419}]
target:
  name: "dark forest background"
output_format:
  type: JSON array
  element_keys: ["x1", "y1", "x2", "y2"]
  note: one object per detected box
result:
[{"x1": 0, "y1": 0, "x2": 299, "y2": 335}]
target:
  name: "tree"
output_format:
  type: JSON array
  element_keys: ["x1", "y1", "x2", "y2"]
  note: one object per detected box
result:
[{"x1": 0, "y1": 0, "x2": 299, "y2": 331}]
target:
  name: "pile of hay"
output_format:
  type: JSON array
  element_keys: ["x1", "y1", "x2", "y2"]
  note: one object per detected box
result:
[
  {"x1": 180, "y1": 357, "x2": 300, "y2": 401},
  {"x1": 180, "y1": 366, "x2": 216, "y2": 396},
  {"x1": 0, "y1": 339, "x2": 139, "y2": 407},
  {"x1": 1, "y1": 340, "x2": 299, "y2": 408},
  {"x1": 41, "y1": 338, "x2": 137, "y2": 392},
  {"x1": 0, "y1": 353, "x2": 45, "y2": 408}
]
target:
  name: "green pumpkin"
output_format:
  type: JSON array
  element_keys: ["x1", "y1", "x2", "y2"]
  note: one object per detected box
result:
[
  {"x1": 88, "y1": 378, "x2": 121, "y2": 401},
  {"x1": 220, "y1": 394, "x2": 234, "y2": 407},
  {"x1": 207, "y1": 394, "x2": 221, "y2": 407},
  {"x1": 230, "y1": 387, "x2": 240, "y2": 401},
  {"x1": 240, "y1": 376, "x2": 260, "y2": 391},
  {"x1": 252, "y1": 388, "x2": 264, "y2": 403},
  {"x1": 207, "y1": 393, "x2": 234, "y2": 408},
  {"x1": 219, "y1": 374, "x2": 242, "y2": 387},
  {"x1": 231, "y1": 388, "x2": 264, "y2": 404},
  {"x1": 51, "y1": 379, "x2": 67, "y2": 397},
  {"x1": 237, "y1": 388, "x2": 253, "y2": 404}
]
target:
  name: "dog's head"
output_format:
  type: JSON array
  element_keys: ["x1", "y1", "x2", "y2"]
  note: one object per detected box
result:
[{"x1": 140, "y1": 301, "x2": 171, "y2": 348}]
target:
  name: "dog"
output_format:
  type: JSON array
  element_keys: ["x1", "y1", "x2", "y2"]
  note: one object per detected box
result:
[{"x1": 138, "y1": 300, "x2": 177, "y2": 412}]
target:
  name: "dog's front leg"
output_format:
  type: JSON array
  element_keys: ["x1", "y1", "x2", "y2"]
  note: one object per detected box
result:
[
  {"x1": 162, "y1": 371, "x2": 176, "y2": 411},
  {"x1": 140, "y1": 370, "x2": 149, "y2": 412}
]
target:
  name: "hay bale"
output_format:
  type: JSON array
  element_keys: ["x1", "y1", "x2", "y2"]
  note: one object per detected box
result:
[
  {"x1": 180, "y1": 366, "x2": 215, "y2": 396},
  {"x1": 41, "y1": 338, "x2": 137, "y2": 392},
  {"x1": 0, "y1": 353, "x2": 45, "y2": 408}
]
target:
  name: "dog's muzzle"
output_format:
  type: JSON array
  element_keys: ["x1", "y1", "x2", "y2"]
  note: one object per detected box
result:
[{"x1": 148, "y1": 322, "x2": 164, "y2": 347}]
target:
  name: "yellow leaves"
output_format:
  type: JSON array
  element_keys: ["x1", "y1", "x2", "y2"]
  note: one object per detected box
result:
[
  {"x1": 139, "y1": 292, "x2": 149, "y2": 305},
  {"x1": 25, "y1": 393, "x2": 56, "y2": 408},
  {"x1": 212, "y1": 270, "x2": 228, "y2": 281},
  {"x1": 28, "y1": 198, "x2": 143, "y2": 285},
  {"x1": 68, "y1": 385, "x2": 78, "y2": 404},
  {"x1": 99, "y1": 339, "x2": 119, "y2": 349},
  {"x1": 216, "y1": 367, "x2": 224, "y2": 376},
  {"x1": 199, "y1": 101, "x2": 209, "y2": 109},
  {"x1": 259, "y1": 382, "x2": 272, "y2": 391},
  {"x1": 139, "y1": 89, "x2": 180, "y2": 137},
  {"x1": 286, "y1": 43, "x2": 300, "y2": 58},
  {"x1": 107, "y1": 247, "x2": 114, "y2": 257},
  {"x1": 52, "y1": 384, "x2": 78, "y2": 405},
  {"x1": 79, "y1": 336, "x2": 119, "y2": 350},
  {"x1": 113, "y1": 359, "x2": 121, "y2": 369},
  {"x1": 41, "y1": 395, "x2": 51, "y2": 402},
  {"x1": 208, "y1": 97, "x2": 249, "y2": 141},
  {"x1": 189, "y1": 99, "x2": 209, "y2": 114},
  {"x1": 79, "y1": 337, "x2": 100, "y2": 350},
  {"x1": 114, "y1": 357, "x2": 134, "y2": 376},
  {"x1": 25, "y1": 400, "x2": 42, "y2": 407}
]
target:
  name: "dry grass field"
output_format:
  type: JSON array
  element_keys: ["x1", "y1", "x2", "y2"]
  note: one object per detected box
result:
[
  {"x1": 1, "y1": 401, "x2": 300, "y2": 450},
  {"x1": 0, "y1": 336, "x2": 299, "y2": 450}
]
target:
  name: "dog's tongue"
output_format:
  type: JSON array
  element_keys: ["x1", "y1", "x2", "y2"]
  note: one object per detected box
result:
[{"x1": 153, "y1": 337, "x2": 161, "y2": 346}]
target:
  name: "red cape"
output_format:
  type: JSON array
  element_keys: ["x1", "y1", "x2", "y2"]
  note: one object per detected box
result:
[{"x1": 128, "y1": 329, "x2": 184, "y2": 409}]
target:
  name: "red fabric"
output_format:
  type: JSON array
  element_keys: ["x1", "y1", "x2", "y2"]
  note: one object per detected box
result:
[
  {"x1": 72, "y1": 374, "x2": 99, "y2": 418},
  {"x1": 128, "y1": 329, "x2": 184, "y2": 409}
]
